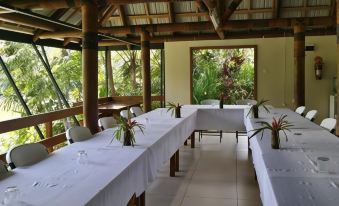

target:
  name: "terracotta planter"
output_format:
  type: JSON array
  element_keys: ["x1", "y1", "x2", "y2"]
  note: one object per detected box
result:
[
  {"x1": 271, "y1": 130, "x2": 280, "y2": 149},
  {"x1": 175, "y1": 106, "x2": 181, "y2": 118}
]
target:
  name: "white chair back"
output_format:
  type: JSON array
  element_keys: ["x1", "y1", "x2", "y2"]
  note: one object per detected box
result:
[
  {"x1": 66, "y1": 126, "x2": 93, "y2": 143},
  {"x1": 305, "y1": 110, "x2": 318, "y2": 122},
  {"x1": 236, "y1": 99, "x2": 257, "y2": 105},
  {"x1": 295, "y1": 106, "x2": 306, "y2": 116},
  {"x1": 130, "y1": 106, "x2": 144, "y2": 117},
  {"x1": 200, "y1": 99, "x2": 220, "y2": 105},
  {"x1": 6, "y1": 143, "x2": 48, "y2": 169},
  {"x1": 0, "y1": 161, "x2": 8, "y2": 176},
  {"x1": 120, "y1": 110, "x2": 131, "y2": 119},
  {"x1": 98, "y1": 117, "x2": 117, "y2": 130},
  {"x1": 320, "y1": 118, "x2": 336, "y2": 133}
]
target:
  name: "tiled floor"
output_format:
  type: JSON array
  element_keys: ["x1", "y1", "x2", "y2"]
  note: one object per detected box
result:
[{"x1": 146, "y1": 133, "x2": 262, "y2": 206}]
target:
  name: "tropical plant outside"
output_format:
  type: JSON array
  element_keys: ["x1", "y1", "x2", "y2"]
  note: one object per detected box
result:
[
  {"x1": 0, "y1": 41, "x2": 162, "y2": 153},
  {"x1": 192, "y1": 48, "x2": 255, "y2": 104}
]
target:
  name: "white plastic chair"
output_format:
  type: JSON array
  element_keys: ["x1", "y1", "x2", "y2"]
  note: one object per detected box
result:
[
  {"x1": 200, "y1": 99, "x2": 220, "y2": 105},
  {"x1": 98, "y1": 117, "x2": 117, "y2": 130},
  {"x1": 320, "y1": 118, "x2": 336, "y2": 133},
  {"x1": 6, "y1": 143, "x2": 48, "y2": 169},
  {"x1": 66, "y1": 126, "x2": 93, "y2": 143},
  {"x1": 295, "y1": 106, "x2": 306, "y2": 116},
  {"x1": 130, "y1": 106, "x2": 144, "y2": 117},
  {"x1": 236, "y1": 99, "x2": 257, "y2": 105},
  {"x1": 120, "y1": 110, "x2": 132, "y2": 119},
  {"x1": 305, "y1": 110, "x2": 318, "y2": 122}
]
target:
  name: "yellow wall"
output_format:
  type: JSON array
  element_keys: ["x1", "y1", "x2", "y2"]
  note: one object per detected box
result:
[{"x1": 164, "y1": 35, "x2": 336, "y2": 123}]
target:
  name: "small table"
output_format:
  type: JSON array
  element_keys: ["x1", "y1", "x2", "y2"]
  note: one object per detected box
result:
[{"x1": 98, "y1": 102, "x2": 141, "y2": 117}]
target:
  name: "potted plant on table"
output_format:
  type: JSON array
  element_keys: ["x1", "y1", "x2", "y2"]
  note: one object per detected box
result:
[
  {"x1": 167, "y1": 102, "x2": 182, "y2": 118},
  {"x1": 249, "y1": 115, "x2": 293, "y2": 149},
  {"x1": 111, "y1": 117, "x2": 145, "y2": 147},
  {"x1": 247, "y1": 99, "x2": 270, "y2": 118}
]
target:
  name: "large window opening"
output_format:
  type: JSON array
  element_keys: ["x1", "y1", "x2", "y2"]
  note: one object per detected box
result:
[{"x1": 191, "y1": 46, "x2": 257, "y2": 104}]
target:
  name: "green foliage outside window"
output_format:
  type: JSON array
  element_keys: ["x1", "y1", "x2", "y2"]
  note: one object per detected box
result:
[
  {"x1": 192, "y1": 48, "x2": 255, "y2": 104},
  {"x1": 0, "y1": 41, "x2": 162, "y2": 153}
]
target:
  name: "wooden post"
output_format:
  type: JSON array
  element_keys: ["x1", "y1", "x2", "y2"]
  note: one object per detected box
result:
[
  {"x1": 45, "y1": 122, "x2": 53, "y2": 152},
  {"x1": 105, "y1": 48, "x2": 116, "y2": 96},
  {"x1": 141, "y1": 31, "x2": 151, "y2": 112},
  {"x1": 293, "y1": 21, "x2": 305, "y2": 108},
  {"x1": 175, "y1": 150, "x2": 179, "y2": 172},
  {"x1": 170, "y1": 153, "x2": 176, "y2": 177},
  {"x1": 82, "y1": 2, "x2": 99, "y2": 134}
]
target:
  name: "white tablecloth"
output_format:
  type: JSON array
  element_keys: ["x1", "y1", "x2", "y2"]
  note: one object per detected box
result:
[
  {"x1": 246, "y1": 108, "x2": 339, "y2": 206},
  {"x1": 1, "y1": 105, "x2": 338, "y2": 206},
  {"x1": 0, "y1": 108, "x2": 198, "y2": 206}
]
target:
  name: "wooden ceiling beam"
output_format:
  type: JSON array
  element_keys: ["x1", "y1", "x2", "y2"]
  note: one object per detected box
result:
[
  {"x1": 202, "y1": 0, "x2": 224, "y2": 39},
  {"x1": 222, "y1": 0, "x2": 243, "y2": 23},
  {"x1": 0, "y1": 20, "x2": 34, "y2": 34},
  {"x1": 168, "y1": 2, "x2": 175, "y2": 23},
  {"x1": 118, "y1": 5, "x2": 127, "y2": 26},
  {"x1": 5, "y1": 0, "x2": 192, "y2": 9},
  {"x1": 37, "y1": 17, "x2": 334, "y2": 39},
  {"x1": 98, "y1": 5, "x2": 118, "y2": 25},
  {"x1": 98, "y1": 27, "x2": 335, "y2": 46},
  {"x1": 0, "y1": 13, "x2": 58, "y2": 31}
]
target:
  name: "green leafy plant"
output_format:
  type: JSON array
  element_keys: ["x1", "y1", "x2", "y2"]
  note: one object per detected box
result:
[
  {"x1": 249, "y1": 115, "x2": 293, "y2": 149},
  {"x1": 111, "y1": 117, "x2": 145, "y2": 146},
  {"x1": 247, "y1": 99, "x2": 270, "y2": 118},
  {"x1": 167, "y1": 102, "x2": 182, "y2": 118}
]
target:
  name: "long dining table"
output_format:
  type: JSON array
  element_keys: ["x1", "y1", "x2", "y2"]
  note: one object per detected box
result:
[{"x1": 1, "y1": 105, "x2": 339, "y2": 206}]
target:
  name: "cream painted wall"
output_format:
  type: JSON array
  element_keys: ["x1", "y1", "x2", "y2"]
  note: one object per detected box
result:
[{"x1": 165, "y1": 35, "x2": 336, "y2": 124}]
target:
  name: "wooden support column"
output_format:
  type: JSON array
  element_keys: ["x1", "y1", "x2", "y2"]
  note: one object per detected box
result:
[
  {"x1": 141, "y1": 31, "x2": 151, "y2": 112},
  {"x1": 293, "y1": 22, "x2": 305, "y2": 108},
  {"x1": 336, "y1": 1, "x2": 339, "y2": 136},
  {"x1": 82, "y1": 2, "x2": 99, "y2": 134}
]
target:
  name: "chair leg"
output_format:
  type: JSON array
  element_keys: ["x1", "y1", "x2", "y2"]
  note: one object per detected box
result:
[
  {"x1": 236, "y1": 131, "x2": 239, "y2": 143},
  {"x1": 219, "y1": 130, "x2": 222, "y2": 143},
  {"x1": 199, "y1": 131, "x2": 201, "y2": 142}
]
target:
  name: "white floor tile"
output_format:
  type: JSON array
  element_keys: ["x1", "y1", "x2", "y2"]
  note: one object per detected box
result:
[{"x1": 146, "y1": 133, "x2": 260, "y2": 206}]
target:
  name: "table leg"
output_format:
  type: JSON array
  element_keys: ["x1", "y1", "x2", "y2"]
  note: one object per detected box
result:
[
  {"x1": 170, "y1": 153, "x2": 176, "y2": 177},
  {"x1": 175, "y1": 150, "x2": 179, "y2": 172},
  {"x1": 136, "y1": 192, "x2": 145, "y2": 206},
  {"x1": 184, "y1": 139, "x2": 188, "y2": 146},
  {"x1": 127, "y1": 193, "x2": 136, "y2": 206},
  {"x1": 191, "y1": 133, "x2": 195, "y2": 148}
]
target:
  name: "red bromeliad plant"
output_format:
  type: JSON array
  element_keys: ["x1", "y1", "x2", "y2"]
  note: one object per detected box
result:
[
  {"x1": 112, "y1": 117, "x2": 145, "y2": 146},
  {"x1": 249, "y1": 115, "x2": 293, "y2": 149}
]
